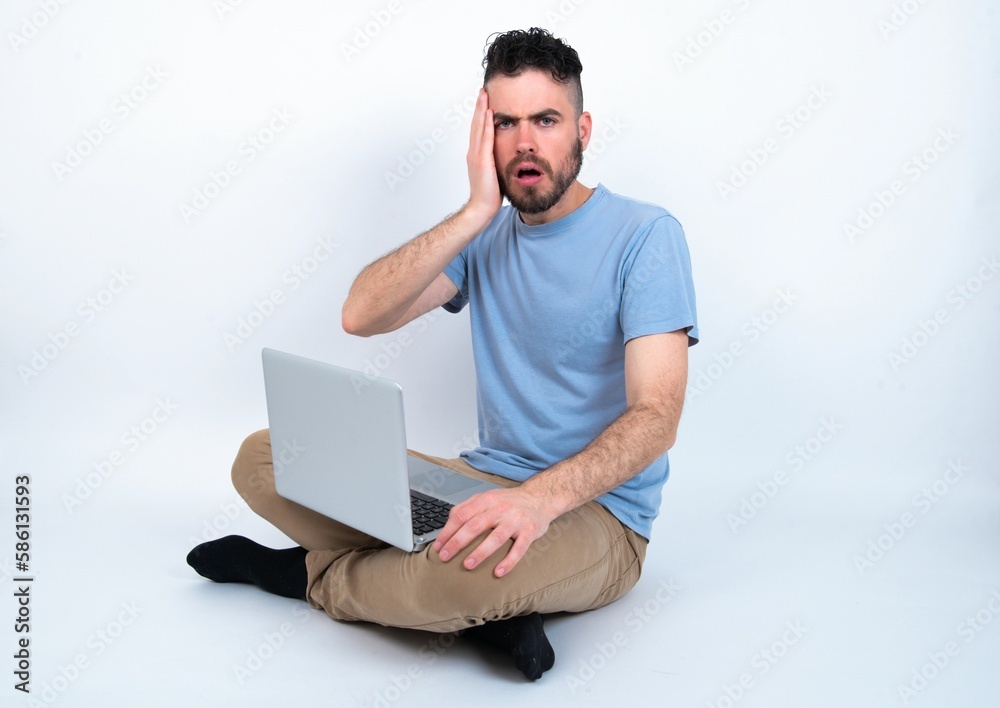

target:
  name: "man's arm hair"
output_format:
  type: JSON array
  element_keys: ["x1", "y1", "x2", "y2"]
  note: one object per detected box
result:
[
  {"x1": 520, "y1": 330, "x2": 689, "y2": 517},
  {"x1": 341, "y1": 209, "x2": 474, "y2": 337},
  {"x1": 433, "y1": 329, "x2": 690, "y2": 577},
  {"x1": 342, "y1": 89, "x2": 502, "y2": 337}
]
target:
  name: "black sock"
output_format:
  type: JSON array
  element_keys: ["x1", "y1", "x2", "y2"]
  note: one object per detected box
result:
[
  {"x1": 464, "y1": 612, "x2": 555, "y2": 680},
  {"x1": 186, "y1": 535, "x2": 308, "y2": 600}
]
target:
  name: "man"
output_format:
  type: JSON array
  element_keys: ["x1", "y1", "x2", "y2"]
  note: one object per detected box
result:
[{"x1": 187, "y1": 27, "x2": 698, "y2": 681}]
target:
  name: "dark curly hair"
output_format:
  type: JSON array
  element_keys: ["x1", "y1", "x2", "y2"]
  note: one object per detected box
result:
[{"x1": 482, "y1": 28, "x2": 584, "y2": 116}]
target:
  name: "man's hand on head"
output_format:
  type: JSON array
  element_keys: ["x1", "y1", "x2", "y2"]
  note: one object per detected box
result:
[
  {"x1": 341, "y1": 90, "x2": 504, "y2": 337},
  {"x1": 433, "y1": 486, "x2": 559, "y2": 577},
  {"x1": 464, "y1": 88, "x2": 503, "y2": 224}
]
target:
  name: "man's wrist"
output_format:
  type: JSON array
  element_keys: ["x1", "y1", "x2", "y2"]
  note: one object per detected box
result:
[
  {"x1": 521, "y1": 468, "x2": 577, "y2": 520},
  {"x1": 460, "y1": 199, "x2": 499, "y2": 234}
]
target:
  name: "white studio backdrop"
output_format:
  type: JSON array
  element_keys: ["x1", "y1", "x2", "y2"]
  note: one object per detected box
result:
[{"x1": 1, "y1": 1, "x2": 998, "y2": 706}]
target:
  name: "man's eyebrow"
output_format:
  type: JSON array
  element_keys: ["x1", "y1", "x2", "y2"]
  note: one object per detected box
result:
[{"x1": 493, "y1": 108, "x2": 565, "y2": 122}]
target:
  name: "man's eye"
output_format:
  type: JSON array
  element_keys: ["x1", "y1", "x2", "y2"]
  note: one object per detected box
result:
[
  {"x1": 496, "y1": 120, "x2": 512, "y2": 129},
  {"x1": 540, "y1": 117, "x2": 555, "y2": 126}
]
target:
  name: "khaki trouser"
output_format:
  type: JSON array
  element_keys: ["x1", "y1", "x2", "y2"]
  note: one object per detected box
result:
[{"x1": 232, "y1": 429, "x2": 647, "y2": 633}]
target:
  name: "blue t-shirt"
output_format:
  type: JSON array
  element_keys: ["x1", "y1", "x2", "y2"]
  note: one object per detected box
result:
[{"x1": 442, "y1": 183, "x2": 698, "y2": 539}]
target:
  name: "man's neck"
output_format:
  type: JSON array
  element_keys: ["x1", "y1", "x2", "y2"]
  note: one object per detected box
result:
[{"x1": 519, "y1": 181, "x2": 595, "y2": 226}]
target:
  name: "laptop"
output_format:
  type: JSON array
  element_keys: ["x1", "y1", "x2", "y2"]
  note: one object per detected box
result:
[{"x1": 261, "y1": 348, "x2": 501, "y2": 552}]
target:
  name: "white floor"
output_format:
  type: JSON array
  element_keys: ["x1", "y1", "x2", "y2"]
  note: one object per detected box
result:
[{"x1": 5, "y1": 409, "x2": 997, "y2": 708}]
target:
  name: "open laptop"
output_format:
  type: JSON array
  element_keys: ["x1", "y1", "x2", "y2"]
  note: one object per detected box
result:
[{"x1": 261, "y1": 348, "x2": 501, "y2": 552}]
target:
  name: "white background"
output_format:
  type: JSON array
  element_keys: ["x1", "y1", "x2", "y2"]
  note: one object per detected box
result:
[{"x1": 1, "y1": 0, "x2": 998, "y2": 706}]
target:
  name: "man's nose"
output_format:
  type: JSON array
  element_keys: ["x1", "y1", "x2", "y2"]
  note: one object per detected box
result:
[{"x1": 516, "y1": 123, "x2": 536, "y2": 153}]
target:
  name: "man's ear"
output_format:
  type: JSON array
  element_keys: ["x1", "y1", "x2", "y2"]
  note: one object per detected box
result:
[{"x1": 578, "y1": 111, "x2": 593, "y2": 151}]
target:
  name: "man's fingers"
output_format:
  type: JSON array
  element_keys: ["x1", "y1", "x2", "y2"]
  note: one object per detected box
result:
[
  {"x1": 483, "y1": 108, "x2": 494, "y2": 163},
  {"x1": 470, "y1": 92, "x2": 495, "y2": 174},
  {"x1": 433, "y1": 496, "x2": 489, "y2": 560},
  {"x1": 468, "y1": 89, "x2": 489, "y2": 156},
  {"x1": 461, "y1": 526, "x2": 513, "y2": 571},
  {"x1": 494, "y1": 534, "x2": 533, "y2": 577},
  {"x1": 433, "y1": 518, "x2": 458, "y2": 552},
  {"x1": 433, "y1": 510, "x2": 466, "y2": 555},
  {"x1": 432, "y1": 488, "x2": 551, "y2": 576},
  {"x1": 480, "y1": 90, "x2": 493, "y2": 152}
]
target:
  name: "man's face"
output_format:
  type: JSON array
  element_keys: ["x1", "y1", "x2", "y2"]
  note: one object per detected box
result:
[{"x1": 485, "y1": 70, "x2": 590, "y2": 216}]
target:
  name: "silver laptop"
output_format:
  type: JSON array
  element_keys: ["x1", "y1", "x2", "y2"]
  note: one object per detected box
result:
[{"x1": 261, "y1": 348, "x2": 500, "y2": 552}]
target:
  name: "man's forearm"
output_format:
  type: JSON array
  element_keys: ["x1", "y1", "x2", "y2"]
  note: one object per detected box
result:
[
  {"x1": 343, "y1": 89, "x2": 502, "y2": 337},
  {"x1": 341, "y1": 203, "x2": 491, "y2": 336},
  {"x1": 520, "y1": 398, "x2": 681, "y2": 519}
]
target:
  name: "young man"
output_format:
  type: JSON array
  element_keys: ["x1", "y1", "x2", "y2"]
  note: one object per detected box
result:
[{"x1": 188, "y1": 28, "x2": 698, "y2": 681}]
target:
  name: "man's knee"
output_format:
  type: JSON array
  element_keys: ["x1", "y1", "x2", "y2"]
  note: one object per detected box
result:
[{"x1": 231, "y1": 429, "x2": 273, "y2": 503}]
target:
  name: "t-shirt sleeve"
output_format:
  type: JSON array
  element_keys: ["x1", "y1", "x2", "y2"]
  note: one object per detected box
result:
[
  {"x1": 619, "y1": 215, "x2": 699, "y2": 346},
  {"x1": 441, "y1": 245, "x2": 470, "y2": 313}
]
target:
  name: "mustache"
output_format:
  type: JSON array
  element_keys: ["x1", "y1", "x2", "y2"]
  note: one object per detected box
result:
[{"x1": 504, "y1": 156, "x2": 553, "y2": 179}]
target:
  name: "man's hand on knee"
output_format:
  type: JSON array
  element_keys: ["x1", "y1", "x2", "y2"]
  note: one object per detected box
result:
[{"x1": 433, "y1": 487, "x2": 558, "y2": 577}]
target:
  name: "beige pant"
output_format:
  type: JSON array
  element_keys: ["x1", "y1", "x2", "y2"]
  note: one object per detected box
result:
[{"x1": 232, "y1": 429, "x2": 647, "y2": 633}]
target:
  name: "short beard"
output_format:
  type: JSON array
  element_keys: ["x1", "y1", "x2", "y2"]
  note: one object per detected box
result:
[{"x1": 497, "y1": 138, "x2": 584, "y2": 215}]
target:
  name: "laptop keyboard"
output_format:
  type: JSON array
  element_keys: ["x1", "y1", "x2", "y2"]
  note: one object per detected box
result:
[{"x1": 410, "y1": 490, "x2": 453, "y2": 536}]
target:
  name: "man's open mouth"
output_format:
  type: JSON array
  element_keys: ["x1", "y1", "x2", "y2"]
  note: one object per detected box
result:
[{"x1": 514, "y1": 164, "x2": 545, "y2": 185}]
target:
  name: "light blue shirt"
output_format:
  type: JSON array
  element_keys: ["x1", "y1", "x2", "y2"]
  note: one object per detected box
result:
[{"x1": 442, "y1": 184, "x2": 698, "y2": 539}]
